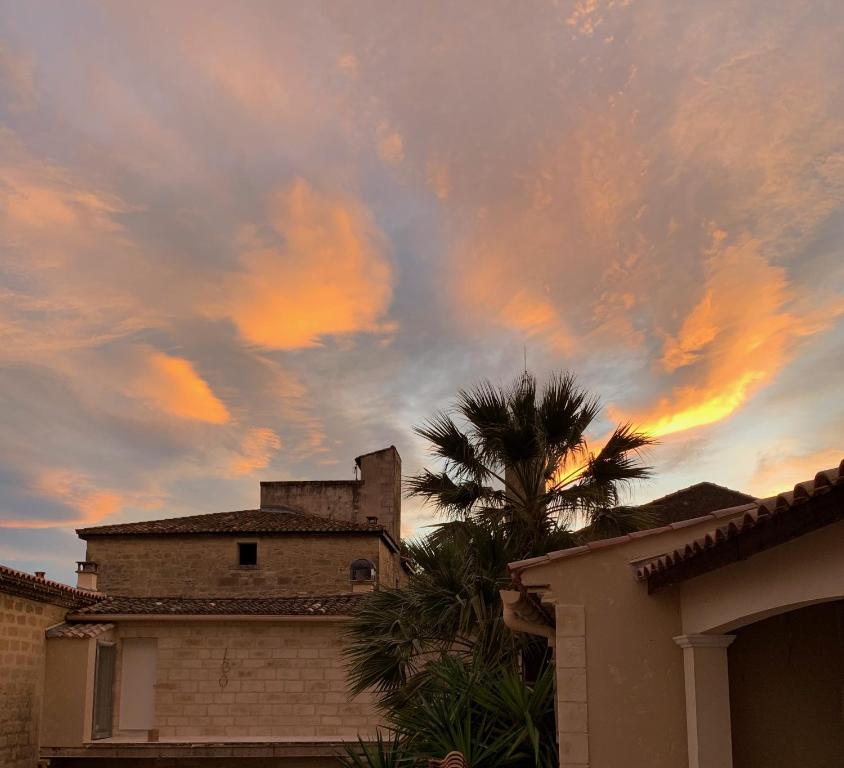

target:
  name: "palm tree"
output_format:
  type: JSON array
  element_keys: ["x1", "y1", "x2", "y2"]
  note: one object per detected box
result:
[
  {"x1": 344, "y1": 372, "x2": 653, "y2": 767},
  {"x1": 406, "y1": 371, "x2": 654, "y2": 557}
]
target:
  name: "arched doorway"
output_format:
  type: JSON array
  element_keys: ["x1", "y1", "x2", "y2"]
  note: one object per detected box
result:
[{"x1": 729, "y1": 600, "x2": 844, "y2": 767}]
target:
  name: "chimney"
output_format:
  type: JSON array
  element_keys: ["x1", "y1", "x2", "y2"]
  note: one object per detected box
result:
[
  {"x1": 76, "y1": 561, "x2": 99, "y2": 592},
  {"x1": 356, "y1": 447, "x2": 401, "y2": 543}
]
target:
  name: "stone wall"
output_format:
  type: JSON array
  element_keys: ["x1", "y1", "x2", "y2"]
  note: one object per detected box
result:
[
  {"x1": 87, "y1": 534, "x2": 388, "y2": 597},
  {"x1": 0, "y1": 593, "x2": 66, "y2": 768},
  {"x1": 114, "y1": 620, "x2": 382, "y2": 740},
  {"x1": 261, "y1": 447, "x2": 402, "y2": 543},
  {"x1": 260, "y1": 481, "x2": 360, "y2": 524}
]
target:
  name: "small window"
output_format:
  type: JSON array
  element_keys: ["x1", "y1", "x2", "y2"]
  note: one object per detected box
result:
[
  {"x1": 238, "y1": 542, "x2": 258, "y2": 566},
  {"x1": 350, "y1": 558, "x2": 376, "y2": 582}
]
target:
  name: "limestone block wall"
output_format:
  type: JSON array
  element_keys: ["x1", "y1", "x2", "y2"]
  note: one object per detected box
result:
[
  {"x1": 261, "y1": 447, "x2": 402, "y2": 543},
  {"x1": 87, "y1": 534, "x2": 385, "y2": 597},
  {"x1": 0, "y1": 594, "x2": 66, "y2": 768},
  {"x1": 114, "y1": 620, "x2": 383, "y2": 739},
  {"x1": 260, "y1": 481, "x2": 360, "y2": 524}
]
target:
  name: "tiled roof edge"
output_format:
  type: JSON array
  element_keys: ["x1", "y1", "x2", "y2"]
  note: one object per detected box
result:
[
  {"x1": 508, "y1": 502, "x2": 758, "y2": 572},
  {"x1": 0, "y1": 564, "x2": 98, "y2": 608},
  {"x1": 635, "y1": 461, "x2": 844, "y2": 589}
]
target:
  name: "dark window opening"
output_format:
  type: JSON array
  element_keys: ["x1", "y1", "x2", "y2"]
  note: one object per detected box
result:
[
  {"x1": 350, "y1": 558, "x2": 376, "y2": 582},
  {"x1": 238, "y1": 542, "x2": 258, "y2": 566}
]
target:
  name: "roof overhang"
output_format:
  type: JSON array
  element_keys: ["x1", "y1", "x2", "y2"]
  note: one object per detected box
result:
[
  {"x1": 65, "y1": 613, "x2": 352, "y2": 622},
  {"x1": 638, "y1": 472, "x2": 844, "y2": 593}
]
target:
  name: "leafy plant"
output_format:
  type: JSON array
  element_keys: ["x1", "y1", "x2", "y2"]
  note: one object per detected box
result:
[{"x1": 344, "y1": 372, "x2": 653, "y2": 767}]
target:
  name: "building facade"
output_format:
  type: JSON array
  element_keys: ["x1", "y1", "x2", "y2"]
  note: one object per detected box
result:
[
  {"x1": 0, "y1": 566, "x2": 96, "y2": 768},
  {"x1": 1, "y1": 446, "x2": 405, "y2": 768},
  {"x1": 504, "y1": 460, "x2": 844, "y2": 768}
]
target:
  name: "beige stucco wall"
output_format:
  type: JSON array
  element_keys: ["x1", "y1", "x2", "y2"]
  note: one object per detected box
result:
[
  {"x1": 0, "y1": 593, "x2": 66, "y2": 768},
  {"x1": 519, "y1": 513, "x2": 844, "y2": 768},
  {"x1": 518, "y1": 510, "x2": 750, "y2": 768},
  {"x1": 729, "y1": 600, "x2": 844, "y2": 767},
  {"x1": 679, "y1": 521, "x2": 844, "y2": 633},
  {"x1": 86, "y1": 534, "x2": 391, "y2": 597},
  {"x1": 41, "y1": 630, "x2": 114, "y2": 747},
  {"x1": 112, "y1": 619, "x2": 382, "y2": 740}
]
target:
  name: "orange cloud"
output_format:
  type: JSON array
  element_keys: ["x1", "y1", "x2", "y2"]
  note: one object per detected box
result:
[
  {"x1": 377, "y1": 123, "x2": 405, "y2": 165},
  {"x1": 751, "y1": 447, "x2": 843, "y2": 499},
  {"x1": 224, "y1": 179, "x2": 394, "y2": 349},
  {"x1": 629, "y1": 233, "x2": 841, "y2": 437},
  {"x1": 228, "y1": 427, "x2": 282, "y2": 476},
  {"x1": 128, "y1": 348, "x2": 230, "y2": 424},
  {"x1": 0, "y1": 470, "x2": 122, "y2": 529}
]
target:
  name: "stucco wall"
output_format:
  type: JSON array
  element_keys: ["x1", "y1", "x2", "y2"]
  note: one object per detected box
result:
[
  {"x1": 87, "y1": 534, "x2": 387, "y2": 597},
  {"x1": 729, "y1": 600, "x2": 844, "y2": 768},
  {"x1": 114, "y1": 620, "x2": 382, "y2": 739},
  {"x1": 0, "y1": 593, "x2": 66, "y2": 768},
  {"x1": 517, "y1": 511, "x2": 751, "y2": 768}
]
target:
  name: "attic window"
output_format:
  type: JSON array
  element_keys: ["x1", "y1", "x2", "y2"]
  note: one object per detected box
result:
[
  {"x1": 238, "y1": 542, "x2": 258, "y2": 567},
  {"x1": 350, "y1": 559, "x2": 376, "y2": 582}
]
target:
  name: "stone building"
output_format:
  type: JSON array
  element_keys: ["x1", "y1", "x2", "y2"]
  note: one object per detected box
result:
[
  {"x1": 1, "y1": 446, "x2": 406, "y2": 768},
  {"x1": 0, "y1": 565, "x2": 96, "y2": 768},
  {"x1": 504, "y1": 459, "x2": 844, "y2": 768}
]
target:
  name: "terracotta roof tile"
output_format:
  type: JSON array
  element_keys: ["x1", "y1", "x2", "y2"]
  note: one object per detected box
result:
[
  {"x1": 637, "y1": 460, "x2": 844, "y2": 591},
  {"x1": 46, "y1": 622, "x2": 114, "y2": 638},
  {"x1": 71, "y1": 594, "x2": 365, "y2": 617},
  {"x1": 509, "y1": 501, "x2": 759, "y2": 572},
  {"x1": 633, "y1": 482, "x2": 756, "y2": 525},
  {"x1": 0, "y1": 563, "x2": 99, "y2": 608},
  {"x1": 78, "y1": 508, "x2": 386, "y2": 538}
]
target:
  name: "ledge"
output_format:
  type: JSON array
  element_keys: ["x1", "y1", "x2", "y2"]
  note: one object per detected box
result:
[{"x1": 41, "y1": 739, "x2": 362, "y2": 759}]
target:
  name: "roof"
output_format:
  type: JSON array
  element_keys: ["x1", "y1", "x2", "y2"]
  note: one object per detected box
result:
[
  {"x1": 0, "y1": 563, "x2": 98, "y2": 608},
  {"x1": 78, "y1": 507, "x2": 388, "y2": 539},
  {"x1": 46, "y1": 622, "x2": 114, "y2": 638},
  {"x1": 634, "y1": 482, "x2": 756, "y2": 525},
  {"x1": 509, "y1": 501, "x2": 758, "y2": 572},
  {"x1": 70, "y1": 594, "x2": 365, "y2": 617},
  {"x1": 510, "y1": 460, "x2": 844, "y2": 582},
  {"x1": 637, "y1": 462, "x2": 844, "y2": 592}
]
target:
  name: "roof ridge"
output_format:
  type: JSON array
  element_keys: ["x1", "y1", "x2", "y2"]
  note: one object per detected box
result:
[
  {"x1": 641, "y1": 481, "x2": 756, "y2": 507},
  {"x1": 510, "y1": 460, "x2": 843, "y2": 574},
  {"x1": 78, "y1": 506, "x2": 386, "y2": 536}
]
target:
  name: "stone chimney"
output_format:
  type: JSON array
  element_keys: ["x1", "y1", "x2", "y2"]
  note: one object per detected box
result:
[
  {"x1": 76, "y1": 561, "x2": 99, "y2": 592},
  {"x1": 355, "y1": 447, "x2": 402, "y2": 543}
]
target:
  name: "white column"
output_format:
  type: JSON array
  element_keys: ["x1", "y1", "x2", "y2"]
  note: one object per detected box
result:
[{"x1": 673, "y1": 634, "x2": 736, "y2": 768}]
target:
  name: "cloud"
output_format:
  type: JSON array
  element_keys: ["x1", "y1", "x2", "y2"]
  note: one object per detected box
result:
[
  {"x1": 0, "y1": 469, "x2": 121, "y2": 529},
  {"x1": 751, "y1": 447, "x2": 843, "y2": 499},
  {"x1": 228, "y1": 427, "x2": 282, "y2": 476},
  {"x1": 222, "y1": 179, "x2": 394, "y2": 349},
  {"x1": 629, "y1": 232, "x2": 841, "y2": 437},
  {"x1": 0, "y1": 42, "x2": 35, "y2": 111},
  {"x1": 126, "y1": 347, "x2": 230, "y2": 425},
  {"x1": 377, "y1": 123, "x2": 405, "y2": 166}
]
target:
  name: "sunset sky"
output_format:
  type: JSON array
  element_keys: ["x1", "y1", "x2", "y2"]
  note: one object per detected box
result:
[{"x1": 1, "y1": 1, "x2": 842, "y2": 584}]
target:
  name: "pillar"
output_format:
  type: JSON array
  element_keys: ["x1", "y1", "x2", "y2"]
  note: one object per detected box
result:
[{"x1": 673, "y1": 634, "x2": 736, "y2": 768}]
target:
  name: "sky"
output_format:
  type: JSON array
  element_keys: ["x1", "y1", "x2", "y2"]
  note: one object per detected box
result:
[{"x1": 1, "y1": 0, "x2": 842, "y2": 585}]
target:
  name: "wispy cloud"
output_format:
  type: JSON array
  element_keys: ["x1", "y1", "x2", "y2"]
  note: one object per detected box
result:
[
  {"x1": 0, "y1": 0, "x2": 843, "y2": 578},
  {"x1": 221, "y1": 179, "x2": 394, "y2": 349}
]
